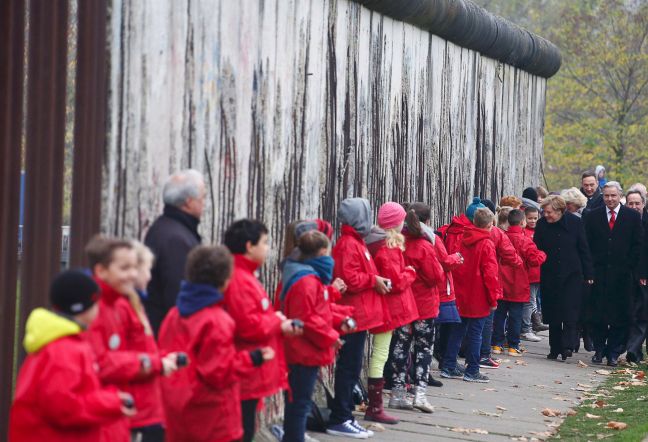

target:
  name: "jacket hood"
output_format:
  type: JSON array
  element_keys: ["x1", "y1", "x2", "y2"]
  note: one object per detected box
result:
[
  {"x1": 462, "y1": 226, "x2": 492, "y2": 246},
  {"x1": 448, "y1": 214, "x2": 473, "y2": 233},
  {"x1": 595, "y1": 165, "x2": 605, "y2": 177},
  {"x1": 403, "y1": 222, "x2": 436, "y2": 244},
  {"x1": 521, "y1": 197, "x2": 541, "y2": 211},
  {"x1": 338, "y1": 198, "x2": 372, "y2": 238},
  {"x1": 280, "y1": 259, "x2": 317, "y2": 301},
  {"x1": 177, "y1": 281, "x2": 224, "y2": 317},
  {"x1": 23, "y1": 308, "x2": 81, "y2": 354},
  {"x1": 507, "y1": 225, "x2": 523, "y2": 234},
  {"x1": 365, "y1": 226, "x2": 387, "y2": 255}
]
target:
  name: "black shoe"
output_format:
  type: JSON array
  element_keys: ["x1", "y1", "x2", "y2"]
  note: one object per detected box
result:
[
  {"x1": 563, "y1": 349, "x2": 573, "y2": 358},
  {"x1": 428, "y1": 375, "x2": 443, "y2": 387},
  {"x1": 627, "y1": 352, "x2": 638, "y2": 364},
  {"x1": 591, "y1": 353, "x2": 603, "y2": 364},
  {"x1": 547, "y1": 352, "x2": 559, "y2": 360},
  {"x1": 607, "y1": 356, "x2": 618, "y2": 367}
]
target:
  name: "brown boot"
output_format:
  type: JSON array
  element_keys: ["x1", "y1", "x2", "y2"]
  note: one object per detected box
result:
[
  {"x1": 532, "y1": 312, "x2": 549, "y2": 332},
  {"x1": 364, "y1": 378, "x2": 400, "y2": 424}
]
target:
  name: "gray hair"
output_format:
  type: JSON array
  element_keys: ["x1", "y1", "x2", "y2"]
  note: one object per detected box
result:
[
  {"x1": 626, "y1": 190, "x2": 646, "y2": 205},
  {"x1": 603, "y1": 181, "x2": 623, "y2": 195},
  {"x1": 628, "y1": 183, "x2": 647, "y2": 197},
  {"x1": 162, "y1": 169, "x2": 205, "y2": 207},
  {"x1": 560, "y1": 187, "x2": 588, "y2": 209}
]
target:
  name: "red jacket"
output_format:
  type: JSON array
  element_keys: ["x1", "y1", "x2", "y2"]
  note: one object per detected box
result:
[
  {"x1": 433, "y1": 236, "x2": 462, "y2": 303},
  {"x1": 439, "y1": 214, "x2": 473, "y2": 255},
  {"x1": 368, "y1": 241, "x2": 418, "y2": 333},
  {"x1": 500, "y1": 226, "x2": 547, "y2": 302},
  {"x1": 453, "y1": 227, "x2": 501, "y2": 318},
  {"x1": 10, "y1": 309, "x2": 124, "y2": 442},
  {"x1": 490, "y1": 226, "x2": 523, "y2": 268},
  {"x1": 282, "y1": 275, "x2": 354, "y2": 366},
  {"x1": 87, "y1": 279, "x2": 164, "y2": 434},
  {"x1": 223, "y1": 254, "x2": 287, "y2": 400},
  {"x1": 332, "y1": 225, "x2": 385, "y2": 331},
  {"x1": 158, "y1": 304, "x2": 254, "y2": 442},
  {"x1": 403, "y1": 234, "x2": 443, "y2": 320},
  {"x1": 523, "y1": 227, "x2": 541, "y2": 283}
]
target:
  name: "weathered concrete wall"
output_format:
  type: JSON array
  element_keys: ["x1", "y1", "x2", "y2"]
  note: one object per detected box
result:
[{"x1": 103, "y1": 0, "x2": 546, "y2": 286}]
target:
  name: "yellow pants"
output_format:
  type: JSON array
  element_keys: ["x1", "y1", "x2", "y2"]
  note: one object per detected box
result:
[{"x1": 368, "y1": 331, "x2": 393, "y2": 378}]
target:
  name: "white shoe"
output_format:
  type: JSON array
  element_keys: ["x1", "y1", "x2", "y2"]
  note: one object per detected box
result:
[
  {"x1": 413, "y1": 386, "x2": 434, "y2": 413},
  {"x1": 521, "y1": 332, "x2": 542, "y2": 342}
]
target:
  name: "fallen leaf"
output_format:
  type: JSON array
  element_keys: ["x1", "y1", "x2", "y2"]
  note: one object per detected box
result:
[
  {"x1": 595, "y1": 369, "x2": 612, "y2": 375},
  {"x1": 633, "y1": 371, "x2": 645, "y2": 380},
  {"x1": 541, "y1": 408, "x2": 561, "y2": 417},
  {"x1": 586, "y1": 413, "x2": 602, "y2": 419},
  {"x1": 474, "y1": 409, "x2": 500, "y2": 417},
  {"x1": 594, "y1": 400, "x2": 606, "y2": 408},
  {"x1": 565, "y1": 409, "x2": 577, "y2": 416},
  {"x1": 515, "y1": 360, "x2": 528, "y2": 366},
  {"x1": 496, "y1": 405, "x2": 507, "y2": 411},
  {"x1": 450, "y1": 427, "x2": 488, "y2": 435},
  {"x1": 612, "y1": 408, "x2": 624, "y2": 413},
  {"x1": 606, "y1": 421, "x2": 627, "y2": 430},
  {"x1": 578, "y1": 383, "x2": 593, "y2": 388},
  {"x1": 482, "y1": 388, "x2": 497, "y2": 392},
  {"x1": 554, "y1": 380, "x2": 563, "y2": 384},
  {"x1": 577, "y1": 360, "x2": 589, "y2": 367},
  {"x1": 613, "y1": 386, "x2": 627, "y2": 391},
  {"x1": 365, "y1": 423, "x2": 385, "y2": 432},
  {"x1": 356, "y1": 403, "x2": 367, "y2": 412}
]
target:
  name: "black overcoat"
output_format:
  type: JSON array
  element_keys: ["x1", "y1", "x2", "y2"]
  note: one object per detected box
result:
[
  {"x1": 144, "y1": 204, "x2": 202, "y2": 334},
  {"x1": 534, "y1": 212, "x2": 594, "y2": 324},
  {"x1": 632, "y1": 214, "x2": 648, "y2": 321},
  {"x1": 584, "y1": 205, "x2": 643, "y2": 326}
]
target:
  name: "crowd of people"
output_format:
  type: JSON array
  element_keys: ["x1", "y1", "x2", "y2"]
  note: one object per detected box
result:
[{"x1": 9, "y1": 164, "x2": 648, "y2": 442}]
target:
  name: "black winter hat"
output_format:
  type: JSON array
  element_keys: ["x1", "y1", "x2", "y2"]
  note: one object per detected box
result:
[
  {"x1": 522, "y1": 187, "x2": 539, "y2": 202},
  {"x1": 481, "y1": 198, "x2": 496, "y2": 214},
  {"x1": 50, "y1": 270, "x2": 100, "y2": 315}
]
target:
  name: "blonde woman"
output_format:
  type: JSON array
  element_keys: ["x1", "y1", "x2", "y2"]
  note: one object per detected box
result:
[{"x1": 561, "y1": 187, "x2": 588, "y2": 217}]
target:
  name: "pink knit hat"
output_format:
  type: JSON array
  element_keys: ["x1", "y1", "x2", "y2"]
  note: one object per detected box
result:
[{"x1": 377, "y1": 202, "x2": 406, "y2": 229}]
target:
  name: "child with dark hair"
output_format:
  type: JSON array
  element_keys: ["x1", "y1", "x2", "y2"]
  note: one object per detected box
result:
[
  {"x1": 223, "y1": 219, "x2": 302, "y2": 442},
  {"x1": 494, "y1": 210, "x2": 546, "y2": 356},
  {"x1": 400, "y1": 204, "x2": 445, "y2": 412},
  {"x1": 158, "y1": 245, "x2": 275, "y2": 442},
  {"x1": 279, "y1": 230, "x2": 357, "y2": 442},
  {"x1": 10, "y1": 270, "x2": 132, "y2": 442},
  {"x1": 86, "y1": 235, "x2": 181, "y2": 442}
]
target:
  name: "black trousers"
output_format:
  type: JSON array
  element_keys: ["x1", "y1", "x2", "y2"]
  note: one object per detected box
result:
[
  {"x1": 131, "y1": 424, "x2": 165, "y2": 442},
  {"x1": 548, "y1": 322, "x2": 579, "y2": 353},
  {"x1": 329, "y1": 331, "x2": 367, "y2": 425},
  {"x1": 241, "y1": 398, "x2": 259, "y2": 442},
  {"x1": 626, "y1": 321, "x2": 648, "y2": 361},
  {"x1": 590, "y1": 323, "x2": 628, "y2": 358}
]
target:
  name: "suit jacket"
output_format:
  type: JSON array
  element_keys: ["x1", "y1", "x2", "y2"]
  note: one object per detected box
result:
[{"x1": 584, "y1": 205, "x2": 643, "y2": 325}]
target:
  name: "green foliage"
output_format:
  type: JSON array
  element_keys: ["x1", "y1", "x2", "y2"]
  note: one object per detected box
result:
[{"x1": 475, "y1": 0, "x2": 648, "y2": 191}]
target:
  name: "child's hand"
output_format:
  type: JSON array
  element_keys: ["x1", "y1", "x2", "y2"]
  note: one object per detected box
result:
[
  {"x1": 333, "y1": 339, "x2": 344, "y2": 351},
  {"x1": 332, "y1": 278, "x2": 347, "y2": 294},
  {"x1": 374, "y1": 276, "x2": 390, "y2": 294},
  {"x1": 118, "y1": 391, "x2": 136, "y2": 416},
  {"x1": 161, "y1": 353, "x2": 179, "y2": 376},
  {"x1": 341, "y1": 317, "x2": 357, "y2": 333},
  {"x1": 275, "y1": 311, "x2": 287, "y2": 321},
  {"x1": 260, "y1": 346, "x2": 275, "y2": 361},
  {"x1": 406, "y1": 265, "x2": 416, "y2": 273},
  {"x1": 281, "y1": 319, "x2": 303, "y2": 336}
]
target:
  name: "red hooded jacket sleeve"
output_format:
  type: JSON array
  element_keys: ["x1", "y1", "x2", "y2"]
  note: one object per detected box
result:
[
  {"x1": 480, "y1": 241, "x2": 502, "y2": 308},
  {"x1": 491, "y1": 227, "x2": 523, "y2": 267},
  {"x1": 373, "y1": 248, "x2": 417, "y2": 293}
]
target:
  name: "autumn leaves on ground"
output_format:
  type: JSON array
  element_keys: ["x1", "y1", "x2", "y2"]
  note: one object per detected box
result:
[{"x1": 552, "y1": 366, "x2": 648, "y2": 441}]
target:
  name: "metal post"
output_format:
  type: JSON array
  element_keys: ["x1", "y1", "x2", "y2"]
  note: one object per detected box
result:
[
  {"x1": 0, "y1": 0, "x2": 26, "y2": 431},
  {"x1": 20, "y1": 0, "x2": 70, "y2": 354},
  {"x1": 69, "y1": 0, "x2": 109, "y2": 267}
]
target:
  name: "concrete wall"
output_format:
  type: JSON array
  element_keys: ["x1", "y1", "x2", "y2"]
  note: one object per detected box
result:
[{"x1": 103, "y1": 0, "x2": 547, "y2": 288}]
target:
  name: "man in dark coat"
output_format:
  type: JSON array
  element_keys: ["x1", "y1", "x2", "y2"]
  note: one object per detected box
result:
[
  {"x1": 624, "y1": 190, "x2": 648, "y2": 362},
  {"x1": 534, "y1": 195, "x2": 594, "y2": 359},
  {"x1": 144, "y1": 169, "x2": 205, "y2": 335},
  {"x1": 580, "y1": 170, "x2": 604, "y2": 216},
  {"x1": 584, "y1": 181, "x2": 643, "y2": 366}
]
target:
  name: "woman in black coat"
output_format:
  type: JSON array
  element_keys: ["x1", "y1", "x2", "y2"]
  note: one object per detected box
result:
[{"x1": 534, "y1": 195, "x2": 594, "y2": 360}]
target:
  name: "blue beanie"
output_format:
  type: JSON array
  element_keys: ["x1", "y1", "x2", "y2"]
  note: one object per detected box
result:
[{"x1": 465, "y1": 197, "x2": 486, "y2": 221}]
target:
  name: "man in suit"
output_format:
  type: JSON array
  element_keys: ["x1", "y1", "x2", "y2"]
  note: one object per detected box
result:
[
  {"x1": 584, "y1": 181, "x2": 644, "y2": 366},
  {"x1": 580, "y1": 170, "x2": 605, "y2": 216}
]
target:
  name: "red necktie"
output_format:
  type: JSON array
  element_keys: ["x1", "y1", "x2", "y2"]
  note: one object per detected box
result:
[{"x1": 609, "y1": 210, "x2": 616, "y2": 230}]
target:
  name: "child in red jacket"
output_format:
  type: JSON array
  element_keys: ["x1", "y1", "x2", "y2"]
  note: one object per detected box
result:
[
  {"x1": 223, "y1": 219, "x2": 302, "y2": 442},
  {"x1": 158, "y1": 245, "x2": 274, "y2": 442},
  {"x1": 85, "y1": 236, "x2": 181, "y2": 442},
  {"x1": 401, "y1": 203, "x2": 446, "y2": 413},
  {"x1": 521, "y1": 206, "x2": 547, "y2": 339},
  {"x1": 441, "y1": 208, "x2": 501, "y2": 383},
  {"x1": 327, "y1": 197, "x2": 389, "y2": 438},
  {"x1": 10, "y1": 270, "x2": 132, "y2": 442},
  {"x1": 365, "y1": 202, "x2": 418, "y2": 421},
  {"x1": 493, "y1": 210, "x2": 547, "y2": 356},
  {"x1": 280, "y1": 231, "x2": 357, "y2": 442}
]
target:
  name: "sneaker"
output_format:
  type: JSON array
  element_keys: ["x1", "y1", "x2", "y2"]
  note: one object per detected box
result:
[
  {"x1": 463, "y1": 372, "x2": 490, "y2": 383},
  {"x1": 479, "y1": 357, "x2": 500, "y2": 369},
  {"x1": 270, "y1": 424, "x2": 284, "y2": 441},
  {"x1": 521, "y1": 332, "x2": 542, "y2": 342},
  {"x1": 326, "y1": 420, "x2": 369, "y2": 439},
  {"x1": 305, "y1": 434, "x2": 321, "y2": 442},
  {"x1": 508, "y1": 347, "x2": 524, "y2": 357},
  {"x1": 440, "y1": 367, "x2": 465, "y2": 379},
  {"x1": 491, "y1": 345, "x2": 503, "y2": 354},
  {"x1": 351, "y1": 420, "x2": 373, "y2": 437}
]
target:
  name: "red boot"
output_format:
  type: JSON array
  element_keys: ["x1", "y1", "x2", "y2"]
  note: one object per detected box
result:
[{"x1": 364, "y1": 378, "x2": 400, "y2": 425}]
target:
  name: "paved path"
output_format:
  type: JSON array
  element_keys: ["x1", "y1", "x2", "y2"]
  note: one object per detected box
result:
[{"x1": 315, "y1": 331, "x2": 605, "y2": 441}]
